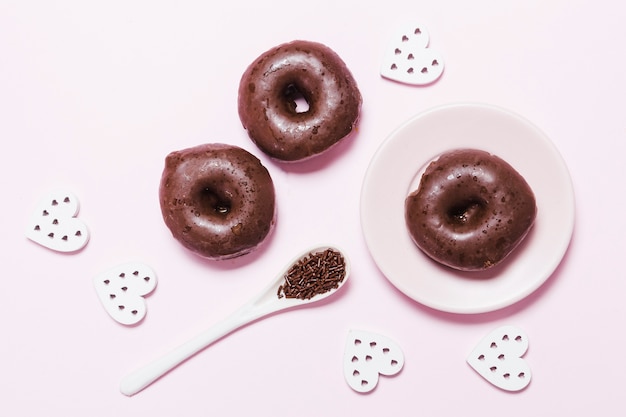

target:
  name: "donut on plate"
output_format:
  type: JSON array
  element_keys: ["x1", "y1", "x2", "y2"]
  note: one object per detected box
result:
[
  {"x1": 237, "y1": 40, "x2": 362, "y2": 162},
  {"x1": 405, "y1": 149, "x2": 537, "y2": 271},
  {"x1": 159, "y1": 143, "x2": 276, "y2": 260}
]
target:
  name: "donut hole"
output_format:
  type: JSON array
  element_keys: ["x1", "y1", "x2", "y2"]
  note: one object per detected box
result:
[
  {"x1": 283, "y1": 83, "x2": 310, "y2": 114},
  {"x1": 196, "y1": 186, "x2": 232, "y2": 217},
  {"x1": 446, "y1": 198, "x2": 486, "y2": 226}
]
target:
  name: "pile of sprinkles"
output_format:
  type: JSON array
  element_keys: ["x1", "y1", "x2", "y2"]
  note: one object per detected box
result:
[{"x1": 277, "y1": 248, "x2": 346, "y2": 300}]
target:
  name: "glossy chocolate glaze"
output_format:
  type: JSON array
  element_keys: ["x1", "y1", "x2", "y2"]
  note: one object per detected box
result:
[
  {"x1": 405, "y1": 149, "x2": 537, "y2": 271},
  {"x1": 237, "y1": 40, "x2": 362, "y2": 162},
  {"x1": 159, "y1": 143, "x2": 276, "y2": 260}
]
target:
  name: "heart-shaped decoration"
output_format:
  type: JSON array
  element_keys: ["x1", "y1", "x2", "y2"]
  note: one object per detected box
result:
[
  {"x1": 343, "y1": 329, "x2": 404, "y2": 393},
  {"x1": 93, "y1": 262, "x2": 157, "y2": 325},
  {"x1": 467, "y1": 325, "x2": 532, "y2": 392},
  {"x1": 26, "y1": 190, "x2": 90, "y2": 252},
  {"x1": 380, "y1": 22, "x2": 445, "y2": 85}
]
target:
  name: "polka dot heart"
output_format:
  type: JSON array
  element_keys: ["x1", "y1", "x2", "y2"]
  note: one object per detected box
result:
[
  {"x1": 25, "y1": 189, "x2": 90, "y2": 253},
  {"x1": 466, "y1": 325, "x2": 532, "y2": 392},
  {"x1": 93, "y1": 262, "x2": 158, "y2": 326},
  {"x1": 343, "y1": 329, "x2": 404, "y2": 393},
  {"x1": 380, "y1": 22, "x2": 445, "y2": 86}
]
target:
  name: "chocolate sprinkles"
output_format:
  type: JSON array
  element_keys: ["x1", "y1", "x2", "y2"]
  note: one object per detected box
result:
[{"x1": 277, "y1": 248, "x2": 346, "y2": 300}]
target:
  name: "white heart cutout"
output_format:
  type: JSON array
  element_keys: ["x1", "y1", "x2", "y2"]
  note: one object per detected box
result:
[
  {"x1": 381, "y1": 22, "x2": 445, "y2": 85},
  {"x1": 94, "y1": 262, "x2": 157, "y2": 325},
  {"x1": 344, "y1": 329, "x2": 404, "y2": 393},
  {"x1": 467, "y1": 325, "x2": 532, "y2": 392},
  {"x1": 26, "y1": 190, "x2": 90, "y2": 252}
]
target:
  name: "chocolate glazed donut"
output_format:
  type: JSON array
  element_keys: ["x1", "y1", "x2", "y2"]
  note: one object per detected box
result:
[
  {"x1": 405, "y1": 149, "x2": 537, "y2": 271},
  {"x1": 159, "y1": 143, "x2": 276, "y2": 260},
  {"x1": 237, "y1": 40, "x2": 362, "y2": 162}
]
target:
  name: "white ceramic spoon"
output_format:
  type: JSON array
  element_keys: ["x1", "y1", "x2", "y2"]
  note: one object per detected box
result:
[{"x1": 120, "y1": 245, "x2": 350, "y2": 396}]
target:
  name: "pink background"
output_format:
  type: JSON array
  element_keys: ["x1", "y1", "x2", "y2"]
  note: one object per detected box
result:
[{"x1": 1, "y1": 0, "x2": 623, "y2": 415}]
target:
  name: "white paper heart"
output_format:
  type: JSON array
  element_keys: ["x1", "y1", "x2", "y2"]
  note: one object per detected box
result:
[
  {"x1": 94, "y1": 262, "x2": 157, "y2": 325},
  {"x1": 344, "y1": 329, "x2": 404, "y2": 393},
  {"x1": 26, "y1": 190, "x2": 90, "y2": 252},
  {"x1": 381, "y1": 22, "x2": 445, "y2": 85},
  {"x1": 467, "y1": 325, "x2": 532, "y2": 392}
]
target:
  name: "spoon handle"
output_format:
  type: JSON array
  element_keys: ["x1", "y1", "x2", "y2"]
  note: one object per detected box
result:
[{"x1": 119, "y1": 304, "x2": 261, "y2": 396}]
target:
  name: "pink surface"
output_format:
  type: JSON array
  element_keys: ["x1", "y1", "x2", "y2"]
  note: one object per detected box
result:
[{"x1": 1, "y1": 1, "x2": 623, "y2": 415}]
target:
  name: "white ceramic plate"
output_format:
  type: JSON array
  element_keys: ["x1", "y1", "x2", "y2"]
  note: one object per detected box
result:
[{"x1": 360, "y1": 103, "x2": 575, "y2": 314}]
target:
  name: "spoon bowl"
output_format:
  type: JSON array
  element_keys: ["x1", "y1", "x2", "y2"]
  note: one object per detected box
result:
[{"x1": 120, "y1": 245, "x2": 350, "y2": 396}]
